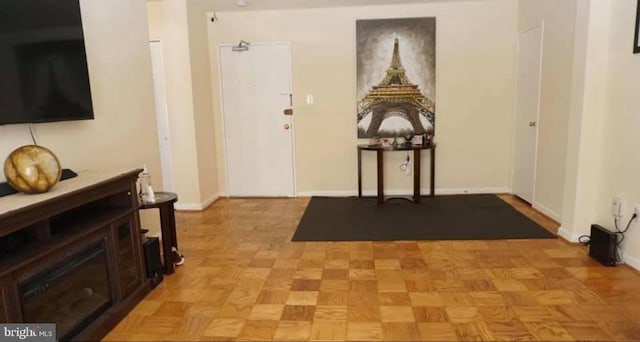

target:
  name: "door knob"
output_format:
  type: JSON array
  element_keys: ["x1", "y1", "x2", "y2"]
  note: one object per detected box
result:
[
  {"x1": 284, "y1": 124, "x2": 290, "y2": 130},
  {"x1": 529, "y1": 121, "x2": 537, "y2": 127}
]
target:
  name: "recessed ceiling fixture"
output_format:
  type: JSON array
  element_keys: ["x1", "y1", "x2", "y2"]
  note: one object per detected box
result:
[{"x1": 236, "y1": 0, "x2": 248, "y2": 7}]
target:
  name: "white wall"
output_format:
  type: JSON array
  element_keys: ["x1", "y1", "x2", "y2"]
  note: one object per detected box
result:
[
  {"x1": 559, "y1": 0, "x2": 610, "y2": 243},
  {"x1": 147, "y1": 0, "x2": 220, "y2": 209},
  {"x1": 187, "y1": 0, "x2": 220, "y2": 204},
  {"x1": 592, "y1": 0, "x2": 640, "y2": 268},
  {"x1": 0, "y1": 0, "x2": 162, "y2": 235},
  {"x1": 147, "y1": 0, "x2": 201, "y2": 207},
  {"x1": 518, "y1": 0, "x2": 577, "y2": 221},
  {"x1": 556, "y1": 0, "x2": 640, "y2": 271},
  {"x1": 206, "y1": 1, "x2": 518, "y2": 195}
]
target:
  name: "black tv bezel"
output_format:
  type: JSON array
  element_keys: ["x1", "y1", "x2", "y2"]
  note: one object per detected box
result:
[
  {"x1": 634, "y1": 0, "x2": 640, "y2": 54},
  {"x1": 0, "y1": 0, "x2": 94, "y2": 126},
  {"x1": 0, "y1": 115, "x2": 95, "y2": 126}
]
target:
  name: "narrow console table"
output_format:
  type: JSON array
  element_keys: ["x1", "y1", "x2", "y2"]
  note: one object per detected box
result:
[
  {"x1": 357, "y1": 143, "x2": 436, "y2": 204},
  {"x1": 140, "y1": 192, "x2": 180, "y2": 275}
]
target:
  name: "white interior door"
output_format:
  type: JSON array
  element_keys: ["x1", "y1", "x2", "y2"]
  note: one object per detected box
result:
[
  {"x1": 149, "y1": 41, "x2": 174, "y2": 192},
  {"x1": 512, "y1": 25, "x2": 543, "y2": 203},
  {"x1": 219, "y1": 42, "x2": 295, "y2": 197}
]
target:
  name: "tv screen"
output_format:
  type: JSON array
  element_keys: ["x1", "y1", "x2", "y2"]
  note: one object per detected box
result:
[{"x1": 0, "y1": 0, "x2": 94, "y2": 125}]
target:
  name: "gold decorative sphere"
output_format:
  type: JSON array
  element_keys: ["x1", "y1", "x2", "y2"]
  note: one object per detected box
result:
[{"x1": 4, "y1": 145, "x2": 62, "y2": 194}]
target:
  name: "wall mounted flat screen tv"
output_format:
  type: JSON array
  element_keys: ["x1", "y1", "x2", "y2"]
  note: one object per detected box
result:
[{"x1": 0, "y1": 0, "x2": 94, "y2": 125}]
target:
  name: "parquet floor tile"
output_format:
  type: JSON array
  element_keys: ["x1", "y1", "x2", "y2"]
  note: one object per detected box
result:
[
  {"x1": 104, "y1": 195, "x2": 640, "y2": 341},
  {"x1": 346, "y1": 322, "x2": 383, "y2": 341},
  {"x1": 273, "y1": 320, "x2": 312, "y2": 340}
]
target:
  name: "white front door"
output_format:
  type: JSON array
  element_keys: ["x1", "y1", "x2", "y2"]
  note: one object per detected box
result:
[
  {"x1": 512, "y1": 25, "x2": 543, "y2": 203},
  {"x1": 219, "y1": 42, "x2": 295, "y2": 197},
  {"x1": 149, "y1": 41, "x2": 174, "y2": 192}
]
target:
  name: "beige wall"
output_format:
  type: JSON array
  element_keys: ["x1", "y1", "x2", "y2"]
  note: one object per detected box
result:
[
  {"x1": 559, "y1": 0, "x2": 640, "y2": 269},
  {"x1": 559, "y1": 0, "x2": 610, "y2": 243},
  {"x1": 558, "y1": 0, "x2": 640, "y2": 270},
  {"x1": 206, "y1": 1, "x2": 518, "y2": 195},
  {"x1": 0, "y1": 0, "x2": 162, "y2": 234},
  {"x1": 592, "y1": 0, "x2": 640, "y2": 266},
  {"x1": 559, "y1": 0, "x2": 592, "y2": 243},
  {"x1": 518, "y1": 0, "x2": 577, "y2": 220},
  {"x1": 187, "y1": 0, "x2": 220, "y2": 204},
  {"x1": 147, "y1": 0, "x2": 220, "y2": 208},
  {"x1": 147, "y1": 0, "x2": 201, "y2": 207}
]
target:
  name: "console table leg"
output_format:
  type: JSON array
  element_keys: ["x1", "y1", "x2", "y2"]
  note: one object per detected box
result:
[
  {"x1": 414, "y1": 149, "x2": 421, "y2": 203},
  {"x1": 357, "y1": 148, "x2": 362, "y2": 198},
  {"x1": 377, "y1": 150, "x2": 384, "y2": 204},
  {"x1": 430, "y1": 146, "x2": 436, "y2": 197},
  {"x1": 159, "y1": 205, "x2": 176, "y2": 274}
]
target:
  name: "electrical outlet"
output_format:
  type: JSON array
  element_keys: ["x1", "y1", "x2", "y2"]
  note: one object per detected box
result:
[{"x1": 612, "y1": 197, "x2": 623, "y2": 218}]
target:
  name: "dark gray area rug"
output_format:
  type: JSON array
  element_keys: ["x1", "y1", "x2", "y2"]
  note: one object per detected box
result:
[{"x1": 292, "y1": 194, "x2": 556, "y2": 241}]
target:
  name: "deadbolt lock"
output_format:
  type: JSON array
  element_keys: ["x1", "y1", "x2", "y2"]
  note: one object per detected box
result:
[
  {"x1": 529, "y1": 121, "x2": 537, "y2": 127},
  {"x1": 283, "y1": 108, "x2": 293, "y2": 116},
  {"x1": 284, "y1": 124, "x2": 290, "y2": 130}
]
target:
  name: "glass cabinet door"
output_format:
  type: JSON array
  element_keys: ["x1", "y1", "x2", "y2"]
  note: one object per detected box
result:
[
  {"x1": 0, "y1": 276, "x2": 19, "y2": 323},
  {"x1": 114, "y1": 216, "x2": 142, "y2": 299}
]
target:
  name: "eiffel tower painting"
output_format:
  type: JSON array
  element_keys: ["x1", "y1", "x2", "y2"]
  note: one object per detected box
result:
[{"x1": 356, "y1": 18, "x2": 436, "y2": 138}]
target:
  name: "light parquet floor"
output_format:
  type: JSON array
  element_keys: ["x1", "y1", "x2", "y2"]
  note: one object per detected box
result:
[{"x1": 104, "y1": 195, "x2": 640, "y2": 341}]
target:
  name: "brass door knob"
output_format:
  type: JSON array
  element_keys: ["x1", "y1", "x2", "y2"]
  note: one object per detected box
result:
[
  {"x1": 529, "y1": 121, "x2": 537, "y2": 127},
  {"x1": 284, "y1": 124, "x2": 290, "y2": 130}
]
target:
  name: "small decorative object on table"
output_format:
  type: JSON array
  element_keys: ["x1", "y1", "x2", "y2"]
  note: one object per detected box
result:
[
  {"x1": 426, "y1": 132, "x2": 434, "y2": 144},
  {"x1": 405, "y1": 134, "x2": 414, "y2": 145},
  {"x1": 139, "y1": 191, "x2": 183, "y2": 274},
  {"x1": 4, "y1": 145, "x2": 61, "y2": 194},
  {"x1": 411, "y1": 135, "x2": 423, "y2": 145},
  {"x1": 138, "y1": 164, "x2": 155, "y2": 203}
]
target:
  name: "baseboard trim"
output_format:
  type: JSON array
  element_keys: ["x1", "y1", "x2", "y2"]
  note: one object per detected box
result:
[
  {"x1": 174, "y1": 203, "x2": 203, "y2": 211},
  {"x1": 622, "y1": 251, "x2": 640, "y2": 271},
  {"x1": 532, "y1": 201, "x2": 562, "y2": 222},
  {"x1": 296, "y1": 187, "x2": 510, "y2": 197},
  {"x1": 201, "y1": 193, "x2": 221, "y2": 210},
  {"x1": 296, "y1": 191, "x2": 357, "y2": 197},
  {"x1": 435, "y1": 187, "x2": 511, "y2": 195},
  {"x1": 175, "y1": 192, "x2": 222, "y2": 211},
  {"x1": 557, "y1": 226, "x2": 579, "y2": 242}
]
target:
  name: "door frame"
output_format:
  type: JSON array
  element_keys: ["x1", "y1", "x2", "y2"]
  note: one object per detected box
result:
[
  {"x1": 216, "y1": 41, "x2": 297, "y2": 197},
  {"x1": 149, "y1": 40, "x2": 175, "y2": 192},
  {"x1": 511, "y1": 22, "x2": 544, "y2": 203}
]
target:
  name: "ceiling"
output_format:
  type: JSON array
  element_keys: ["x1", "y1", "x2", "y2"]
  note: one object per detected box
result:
[{"x1": 148, "y1": 0, "x2": 484, "y2": 11}]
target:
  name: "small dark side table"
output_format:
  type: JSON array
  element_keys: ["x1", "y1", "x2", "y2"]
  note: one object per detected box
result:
[
  {"x1": 357, "y1": 143, "x2": 436, "y2": 204},
  {"x1": 140, "y1": 191, "x2": 180, "y2": 274}
]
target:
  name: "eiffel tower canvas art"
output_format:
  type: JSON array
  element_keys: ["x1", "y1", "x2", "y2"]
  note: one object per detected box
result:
[{"x1": 356, "y1": 18, "x2": 436, "y2": 138}]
